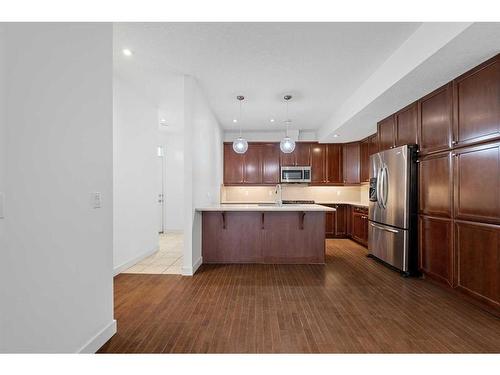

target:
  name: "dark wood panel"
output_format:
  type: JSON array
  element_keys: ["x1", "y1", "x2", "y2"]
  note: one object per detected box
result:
[
  {"x1": 419, "y1": 215, "x2": 453, "y2": 286},
  {"x1": 395, "y1": 102, "x2": 418, "y2": 147},
  {"x1": 325, "y1": 211, "x2": 335, "y2": 238},
  {"x1": 342, "y1": 142, "x2": 360, "y2": 184},
  {"x1": 368, "y1": 133, "x2": 379, "y2": 156},
  {"x1": 262, "y1": 143, "x2": 280, "y2": 184},
  {"x1": 100, "y1": 239, "x2": 500, "y2": 353},
  {"x1": 326, "y1": 144, "x2": 343, "y2": 184},
  {"x1": 455, "y1": 220, "x2": 500, "y2": 309},
  {"x1": 418, "y1": 151, "x2": 452, "y2": 217},
  {"x1": 351, "y1": 206, "x2": 368, "y2": 247},
  {"x1": 360, "y1": 137, "x2": 370, "y2": 182},
  {"x1": 223, "y1": 143, "x2": 244, "y2": 184},
  {"x1": 453, "y1": 142, "x2": 500, "y2": 224},
  {"x1": 262, "y1": 212, "x2": 325, "y2": 264},
  {"x1": 377, "y1": 115, "x2": 395, "y2": 151},
  {"x1": 418, "y1": 83, "x2": 453, "y2": 155},
  {"x1": 295, "y1": 142, "x2": 311, "y2": 166},
  {"x1": 310, "y1": 143, "x2": 327, "y2": 184},
  {"x1": 453, "y1": 54, "x2": 500, "y2": 147},
  {"x1": 202, "y1": 212, "x2": 262, "y2": 263},
  {"x1": 334, "y1": 205, "x2": 348, "y2": 237},
  {"x1": 243, "y1": 144, "x2": 262, "y2": 184}
]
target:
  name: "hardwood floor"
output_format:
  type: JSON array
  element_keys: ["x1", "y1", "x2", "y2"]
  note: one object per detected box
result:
[{"x1": 98, "y1": 239, "x2": 500, "y2": 353}]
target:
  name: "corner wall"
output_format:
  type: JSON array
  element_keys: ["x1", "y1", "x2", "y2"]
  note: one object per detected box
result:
[
  {"x1": 183, "y1": 76, "x2": 223, "y2": 275},
  {"x1": 0, "y1": 23, "x2": 115, "y2": 352}
]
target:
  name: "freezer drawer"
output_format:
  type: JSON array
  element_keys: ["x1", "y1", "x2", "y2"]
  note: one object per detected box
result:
[{"x1": 368, "y1": 221, "x2": 409, "y2": 272}]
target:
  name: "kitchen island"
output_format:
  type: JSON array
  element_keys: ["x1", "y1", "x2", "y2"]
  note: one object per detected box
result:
[{"x1": 196, "y1": 204, "x2": 335, "y2": 264}]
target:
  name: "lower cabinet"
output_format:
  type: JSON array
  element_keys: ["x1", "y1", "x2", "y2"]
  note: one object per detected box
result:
[
  {"x1": 325, "y1": 204, "x2": 349, "y2": 238},
  {"x1": 455, "y1": 220, "x2": 500, "y2": 309},
  {"x1": 351, "y1": 207, "x2": 368, "y2": 247},
  {"x1": 418, "y1": 215, "x2": 453, "y2": 286}
]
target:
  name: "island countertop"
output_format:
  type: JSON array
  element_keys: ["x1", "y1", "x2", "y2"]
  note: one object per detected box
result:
[{"x1": 196, "y1": 203, "x2": 336, "y2": 212}]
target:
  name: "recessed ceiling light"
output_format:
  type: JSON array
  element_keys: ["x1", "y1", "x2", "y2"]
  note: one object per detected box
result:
[
  {"x1": 333, "y1": 134, "x2": 339, "y2": 138},
  {"x1": 233, "y1": 118, "x2": 238, "y2": 123},
  {"x1": 122, "y1": 48, "x2": 133, "y2": 57},
  {"x1": 270, "y1": 118, "x2": 275, "y2": 123}
]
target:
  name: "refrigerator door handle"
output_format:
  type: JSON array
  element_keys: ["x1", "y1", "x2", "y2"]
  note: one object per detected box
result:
[
  {"x1": 382, "y1": 164, "x2": 389, "y2": 208},
  {"x1": 369, "y1": 222, "x2": 398, "y2": 233},
  {"x1": 376, "y1": 167, "x2": 383, "y2": 208}
]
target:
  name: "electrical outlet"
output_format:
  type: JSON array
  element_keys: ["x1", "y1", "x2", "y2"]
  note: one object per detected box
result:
[{"x1": 92, "y1": 192, "x2": 102, "y2": 209}]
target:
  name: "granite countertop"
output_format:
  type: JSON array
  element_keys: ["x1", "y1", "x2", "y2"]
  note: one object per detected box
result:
[
  {"x1": 196, "y1": 204, "x2": 336, "y2": 212},
  {"x1": 219, "y1": 201, "x2": 369, "y2": 208}
]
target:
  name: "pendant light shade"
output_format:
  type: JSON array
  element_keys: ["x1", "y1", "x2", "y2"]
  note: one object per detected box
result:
[
  {"x1": 280, "y1": 95, "x2": 295, "y2": 154},
  {"x1": 280, "y1": 136, "x2": 295, "y2": 153},
  {"x1": 233, "y1": 136, "x2": 248, "y2": 154},
  {"x1": 232, "y1": 95, "x2": 247, "y2": 154}
]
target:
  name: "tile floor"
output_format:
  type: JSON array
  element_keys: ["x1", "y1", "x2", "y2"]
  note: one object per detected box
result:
[{"x1": 123, "y1": 232, "x2": 183, "y2": 275}]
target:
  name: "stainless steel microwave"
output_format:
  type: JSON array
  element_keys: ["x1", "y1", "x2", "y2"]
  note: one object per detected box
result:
[{"x1": 280, "y1": 166, "x2": 311, "y2": 183}]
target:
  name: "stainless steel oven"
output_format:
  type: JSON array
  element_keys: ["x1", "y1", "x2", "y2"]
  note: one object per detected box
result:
[{"x1": 280, "y1": 166, "x2": 311, "y2": 183}]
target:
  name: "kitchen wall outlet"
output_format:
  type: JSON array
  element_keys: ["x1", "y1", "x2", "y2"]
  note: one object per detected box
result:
[
  {"x1": 91, "y1": 192, "x2": 102, "y2": 209},
  {"x1": 0, "y1": 192, "x2": 4, "y2": 218}
]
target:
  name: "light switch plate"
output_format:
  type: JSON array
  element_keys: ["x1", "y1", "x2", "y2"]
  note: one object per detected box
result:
[
  {"x1": 0, "y1": 192, "x2": 4, "y2": 218},
  {"x1": 91, "y1": 192, "x2": 102, "y2": 209}
]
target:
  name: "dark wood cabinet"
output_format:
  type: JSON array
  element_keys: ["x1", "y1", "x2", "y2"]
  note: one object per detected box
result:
[
  {"x1": 455, "y1": 220, "x2": 500, "y2": 309},
  {"x1": 262, "y1": 143, "x2": 280, "y2": 184},
  {"x1": 395, "y1": 102, "x2": 418, "y2": 147},
  {"x1": 453, "y1": 54, "x2": 500, "y2": 147},
  {"x1": 453, "y1": 141, "x2": 500, "y2": 225},
  {"x1": 343, "y1": 142, "x2": 360, "y2": 184},
  {"x1": 419, "y1": 215, "x2": 454, "y2": 286},
  {"x1": 377, "y1": 115, "x2": 395, "y2": 151},
  {"x1": 223, "y1": 143, "x2": 244, "y2": 184},
  {"x1": 310, "y1": 143, "x2": 327, "y2": 184},
  {"x1": 243, "y1": 144, "x2": 262, "y2": 185},
  {"x1": 325, "y1": 204, "x2": 348, "y2": 238},
  {"x1": 360, "y1": 136, "x2": 374, "y2": 183},
  {"x1": 368, "y1": 133, "x2": 378, "y2": 155},
  {"x1": 280, "y1": 142, "x2": 311, "y2": 167},
  {"x1": 350, "y1": 206, "x2": 368, "y2": 246},
  {"x1": 418, "y1": 83, "x2": 453, "y2": 155},
  {"x1": 326, "y1": 144, "x2": 343, "y2": 184},
  {"x1": 418, "y1": 151, "x2": 453, "y2": 218}
]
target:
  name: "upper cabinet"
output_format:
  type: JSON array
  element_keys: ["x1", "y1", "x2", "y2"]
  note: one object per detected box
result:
[
  {"x1": 453, "y1": 55, "x2": 500, "y2": 147},
  {"x1": 224, "y1": 143, "x2": 245, "y2": 184},
  {"x1": 310, "y1": 143, "x2": 327, "y2": 184},
  {"x1": 261, "y1": 143, "x2": 280, "y2": 184},
  {"x1": 326, "y1": 144, "x2": 343, "y2": 184},
  {"x1": 280, "y1": 142, "x2": 311, "y2": 167},
  {"x1": 418, "y1": 83, "x2": 453, "y2": 155},
  {"x1": 360, "y1": 134, "x2": 376, "y2": 182},
  {"x1": 243, "y1": 144, "x2": 263, "y2": 184},
  {"x1": 343, "y1": 142, "x2": 360, "y2": 184},
  {"x1": 377, "y1": 115, "x2": 395, "y2": 151},
  {"x1": 395, "y1": 102, "x2": 418, "y2": 147}
]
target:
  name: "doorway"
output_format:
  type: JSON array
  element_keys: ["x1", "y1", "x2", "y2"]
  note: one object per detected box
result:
[{"x1": 158, "y1": 145, "x2": 165, "y2": 234}]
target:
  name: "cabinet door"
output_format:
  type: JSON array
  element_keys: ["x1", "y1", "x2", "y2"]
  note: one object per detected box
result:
[
  {"x1": 362, "y1": 215, "x2": 369, "y2": 246},
  {"x1": 262, "y1": 143, "x2": 280, "y2": 184},
  {"x1": 343, "y1": 142, "x2": 360, "y2": 184},
  {"x1": 223, "y1": 143, "x2": 244, "y2": 184},
  {"x1": 295, "y1": 142, "x2": 311, "y2": 166},
  {"x1": 453, "y1": 55, "x2": 500, "y2": 147},
  {"x1": 419, "y1": 215, "x2": 453, "y2": 286},
  {"x1": 325, "y1": 211, "x2": 335, "y2": 238},
  {"x1": 418, "y1": 83, "x2": 453, "y2": 155},
  {"x1": 395, "y1": 102, "x2": 418, "y2": 147},
  {"x1": 311, "y1": 143, "x2": 327, "y2": 184},
  {"x1": 454, "y1": 142, "x2": 500, "y2": 225},
  {"x1": 369, "y1": 133, "x2": 378, "y2": 155},
  {"x1": 352, "y1": 212, "x2": 365, "y2": 243},
  {"x1": 334, "y1": 205, "x2": 348, "y2": 237},
  {"x1": 455, "y1": 221, "x2": 499, "y2": 309},
  {"x1": 243, "y1": 144, "x2": 262, "y2": 184},
  {"x1": 280, "y1": 148, "x2": 296, "y2": 166},
  {"x1": 418, "y1": 152, "x2": 452, "y2": 218},
  {"x1": 360, "y1": 138, "x2": 370, "y2": 182},
  {"x1": 326, "y1": 144, "x2": 343, "y2": 184},
  {"x1": 377, "y1": 115, "x2": 395, "y2": 151}
]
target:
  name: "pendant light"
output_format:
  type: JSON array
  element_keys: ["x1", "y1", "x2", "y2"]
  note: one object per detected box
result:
[
  {"x1": 232, "y1": 95, "x2": 248, "y2": 154},
  {"x1": 280, "y1": 94, "x2": 296, "y2": 153}
]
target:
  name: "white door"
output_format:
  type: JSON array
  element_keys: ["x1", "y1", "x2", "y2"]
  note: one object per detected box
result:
[{"x1": 158, "y1": 146, "x2": 165, "y2": 234}]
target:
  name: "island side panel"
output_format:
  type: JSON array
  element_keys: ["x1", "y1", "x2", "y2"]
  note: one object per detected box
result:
[
  {"x1": 202, "y1": 211, "x2": 262, "y2": 263},
  {"x1": 202, "y1": 211, "x2": 326, "y2": 264},
  {"x1": 262, "y1": 212, "x2": 325, "y2": 264}
]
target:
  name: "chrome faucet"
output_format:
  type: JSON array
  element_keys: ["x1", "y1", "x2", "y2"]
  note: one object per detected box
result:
[{"x1": 275, "y1": 184, "x2": 283, "y2": 206}]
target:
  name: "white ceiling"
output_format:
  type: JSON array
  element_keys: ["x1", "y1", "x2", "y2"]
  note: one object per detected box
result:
[{"x1": 113, "y1": 22, "x2": 422, "y2": 133}]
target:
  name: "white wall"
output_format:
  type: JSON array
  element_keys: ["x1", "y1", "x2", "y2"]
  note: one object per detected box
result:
[
  {"x1": 184, "y1": 76, "x2": 223, "y2": 275},
  {"x1": 0, "y1": 26, "x2": 6, "y2": 254},
  {"x1": 0, "y1": 23, "x2": 115, "y2": 353},
  {"x1": 112, "y1": 74, "x2": 160, "y2": 273},
  {"x1": 224, "y1": 130, "x2": 317, "y2": 142}
]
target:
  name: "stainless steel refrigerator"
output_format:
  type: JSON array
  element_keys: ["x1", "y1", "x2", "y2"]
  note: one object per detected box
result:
[{"x1": 368, "y1": 144, "x2": 418, "y2": 276}]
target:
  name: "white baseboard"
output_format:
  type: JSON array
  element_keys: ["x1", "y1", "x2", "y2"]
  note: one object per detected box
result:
[
  {"x1": 181, "y1": 256, "x2": 202, "y2": 276},
  {"x1": 113, "y1": 246, "x2": 158, "y2": 276},
  {"x1": 78, "y1": 319, "x2": 117, "y2": 353}
]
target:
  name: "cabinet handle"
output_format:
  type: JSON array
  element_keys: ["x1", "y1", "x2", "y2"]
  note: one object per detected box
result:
[
  {"x1": 261, "y1": 213, "x2": 265, "y2": 229},
  {"x1": 221, "y1": 212, "x2": 226, "y2": 229},
  {"x1": 452, "y1": 140, "x2": 457, "y2": 145},
  {"x1": 299, "y1": 212, "x2": 306, "y2": 230}
]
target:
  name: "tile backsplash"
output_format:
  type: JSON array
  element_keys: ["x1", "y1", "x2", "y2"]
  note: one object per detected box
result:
[{"x1": 221, "y1": 184, "x2": 369, "y2": 204}]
